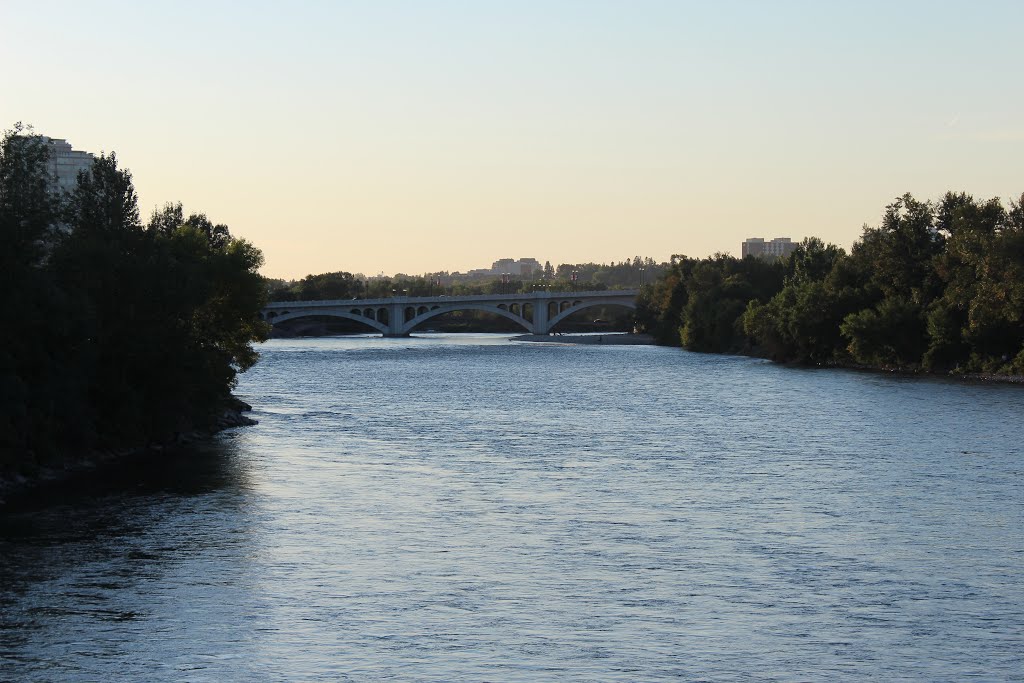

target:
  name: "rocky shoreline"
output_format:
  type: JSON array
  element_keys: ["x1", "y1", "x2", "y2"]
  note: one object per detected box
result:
[{"x1": 0, "y1": 396, "x2": 257, "y2": 509}]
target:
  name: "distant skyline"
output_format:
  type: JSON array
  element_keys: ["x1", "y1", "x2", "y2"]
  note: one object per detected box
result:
[{"x1": 5, "y1": 1, "x2": 1022, "y2": 279}]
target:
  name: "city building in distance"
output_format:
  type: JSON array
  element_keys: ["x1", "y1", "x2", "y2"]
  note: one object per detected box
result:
[
  {"x1": 467, "y1": 257, "x2": 542, "y2": 278},
  {"x1": 741, "y1": 237, "x2": 798, "y2": 259},
  {"x1": 43, "y1": 137, "x2": 95, "y2": 193}
]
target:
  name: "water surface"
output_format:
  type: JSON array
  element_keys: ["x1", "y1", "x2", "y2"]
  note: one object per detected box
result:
[{"x1": 2, "y1": 334, "x2": 1022, "y2": 680}]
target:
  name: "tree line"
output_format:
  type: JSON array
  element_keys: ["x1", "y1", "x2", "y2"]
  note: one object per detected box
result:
[
  {"x1": 267, "y1": 257, "x2": 665, "y2": 301},
  {"x1": 1, "y1": 126, "x2": 267, "y2": 477},
  {"x1": 637, "y1": 192, "x2": 1024, "y2": 375}
]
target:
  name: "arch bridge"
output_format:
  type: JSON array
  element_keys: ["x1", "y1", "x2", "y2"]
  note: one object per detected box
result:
[{"x1": 261, "y1": 290, "x2": 640, "y2": 337}]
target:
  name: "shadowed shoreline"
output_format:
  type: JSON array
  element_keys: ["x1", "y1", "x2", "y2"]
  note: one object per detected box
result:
[
  {"x1": 0, "y1": 399, "x2": 255, "y2": 509},
  {"x1": 511, "y1": 333, "x2": 655, "y2": 345}
]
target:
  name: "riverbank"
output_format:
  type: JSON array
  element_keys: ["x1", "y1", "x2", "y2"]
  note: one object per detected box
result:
[
  {"x1": 0, "y1": 396, "x2": 257, "y2": 509},
  {"x1": 512, "y1": 333, "x2": 655, "y2": 345},
  {"x1": 960, "y1": 373, "x2": 1024, "y2": 384},
  {"x1": 746, "y1": 349, "x2": 1024, "y2": 385}
]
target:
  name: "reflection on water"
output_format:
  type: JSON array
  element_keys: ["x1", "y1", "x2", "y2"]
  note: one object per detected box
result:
[
  {"x1": 1, "y1": 334, "x2": 1022, "y2": 681},
  {"x1": 0, "y1": 437, "x2": 260, "y2": 679}
]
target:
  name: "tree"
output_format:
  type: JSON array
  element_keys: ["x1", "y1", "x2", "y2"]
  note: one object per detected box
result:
[
  {"x1": 66, "y1": 153, "x2": 140, "y2": 238},
  {"x1": 853, "y1": 193, "x2": 944, "y2": 305},
  {"x1": 840, "y1": 297, "x2": 928, "y2": 368},
  {"x1": 0, "y1": 126, "x2": 74, "y2": 468},
  {"x1": 631, "y1": 190, "x2": 1024, "y2": 374},
  {"x1": 2, "y1": 128, "x2": 269, "y2": 471},
  {"x1": 0, "y1": 124, "x2": 59, "y2": 266}
]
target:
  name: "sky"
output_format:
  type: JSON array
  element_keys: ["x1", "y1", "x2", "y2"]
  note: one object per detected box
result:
[{"x1": 4, "y1": 1, "x2": 1023, "y2": 279}]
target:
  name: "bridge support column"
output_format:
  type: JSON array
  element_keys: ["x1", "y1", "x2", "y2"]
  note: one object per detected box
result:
[
  {"x1": 386, "y1": 302, "x2": 408, "y2": 336},
  {"x1": 532, "y1": 294, "x2": 550, "y2": 334}
]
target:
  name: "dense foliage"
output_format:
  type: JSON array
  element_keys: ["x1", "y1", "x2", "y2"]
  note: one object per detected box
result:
[
  {"x1": 637, "y1": 192, "x2": 1024, "y2": 375},
  {"x1": 1, "y1": 126, "x2": 268, "y2": 475}
]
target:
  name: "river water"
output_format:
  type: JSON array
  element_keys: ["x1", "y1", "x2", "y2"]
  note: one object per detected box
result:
[{"x1": 1, "y1": 334, "x2": 1022, "y2": 681}]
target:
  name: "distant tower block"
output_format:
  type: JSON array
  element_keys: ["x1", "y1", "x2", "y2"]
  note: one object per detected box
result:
[
  {"x1": 742, "y1": 237, "x2": 797, "y2": 259},
  {"x1": 43, "y1": 137, "x2": 95, "y2": 193},
  {"x1": 741, "y1": 237, "x2": 765, "y2": 258}
]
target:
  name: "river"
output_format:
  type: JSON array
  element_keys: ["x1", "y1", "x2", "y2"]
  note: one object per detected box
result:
[{"x1": 1, "y1": 334, "x2": 1022, "y2": 681}]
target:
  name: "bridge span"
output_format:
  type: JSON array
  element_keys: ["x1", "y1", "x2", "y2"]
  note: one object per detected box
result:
[{"x1": 261, "y1": 290, "x2": 640, "y2": 337}]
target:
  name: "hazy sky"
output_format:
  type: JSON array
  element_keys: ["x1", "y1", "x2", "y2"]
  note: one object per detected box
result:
[{"x1": 4, "y1": 1, "x2": 1022, "y2": 279}]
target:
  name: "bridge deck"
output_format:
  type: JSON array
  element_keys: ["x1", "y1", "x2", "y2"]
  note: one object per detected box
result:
[{"x1": 261, "y1": 289, "x2": 640, "y2": 336}]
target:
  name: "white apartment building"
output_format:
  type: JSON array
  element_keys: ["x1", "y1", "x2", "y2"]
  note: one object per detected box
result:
[{"x1": 44, "y1": 137, "x2": 95, "y2": 193}]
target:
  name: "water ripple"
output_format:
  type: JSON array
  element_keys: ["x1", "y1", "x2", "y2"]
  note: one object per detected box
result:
[{"x1": 1, "y1": 334, "x2": 1022, "y2": 681}]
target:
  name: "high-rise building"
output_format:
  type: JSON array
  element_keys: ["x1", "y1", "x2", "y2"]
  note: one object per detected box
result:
[
  {"x1": 489, "y1": 257, "x2": 542, "y2": 276},
  {"x1": 43, "y1": 137, "x2": 95, "y2": 193},
  {"x1": 741, "y1": 237, "x2": 765, "y2": 258},
  {"x1": 742, "y1": 237, "x2": 797, "y2": 259},
  {"x1": 464, "y1": 257, "x2": 545, "y2": 278},
  {"x1": 514, "y1": 257, "x2": 541, "y2": 276}
]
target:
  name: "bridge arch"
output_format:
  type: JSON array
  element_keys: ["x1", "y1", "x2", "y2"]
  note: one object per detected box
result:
[
  {"x1": 262, "y1": 290, "x2": 639, "y2": 336},
  {"x1": 546, "y1": 298, "x2": 637, "y2": 332},
  {"x1": 268, "y1": 308, "x2": 390, "y2": 335},
  {"x1": 400, "y1": 303, "x2": 532, "y2": 335}
]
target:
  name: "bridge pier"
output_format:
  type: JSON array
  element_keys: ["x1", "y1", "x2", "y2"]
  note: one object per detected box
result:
[
  {"x1": 386, "y1": 302, "x2": 408, "y2": 336},
  {"x1": 531, "y1": 296, "x2": 550, "y2": 335}
]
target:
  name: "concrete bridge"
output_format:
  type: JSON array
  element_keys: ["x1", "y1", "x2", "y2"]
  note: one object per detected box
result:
[{"x1": 261, "y1": 290, "x2": 640, "y2": 337}]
